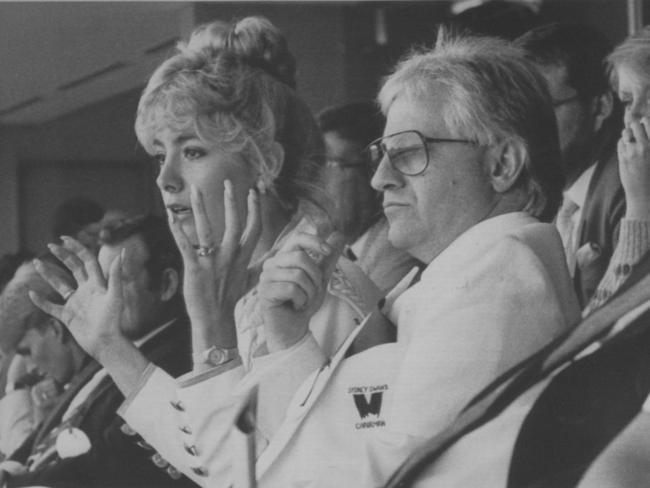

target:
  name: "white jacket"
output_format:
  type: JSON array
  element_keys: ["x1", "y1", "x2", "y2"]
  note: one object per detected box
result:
[{"x1": 119, "y1": 212, "x2": 581, "y2": 488}]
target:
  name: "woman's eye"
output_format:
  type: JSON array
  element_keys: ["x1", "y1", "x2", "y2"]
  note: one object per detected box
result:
[{"x1": 183, "y1": 147, "x2": 206, "y2": 160}]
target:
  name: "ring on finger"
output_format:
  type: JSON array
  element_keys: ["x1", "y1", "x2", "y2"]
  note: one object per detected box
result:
[{"x1": 196, "y1": 245, "x2": 216, "y2": 257}]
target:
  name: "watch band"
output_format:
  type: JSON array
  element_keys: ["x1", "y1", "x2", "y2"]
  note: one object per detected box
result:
[{"x1": 192, "y1": 345, "x2": 239, "y2": 367}]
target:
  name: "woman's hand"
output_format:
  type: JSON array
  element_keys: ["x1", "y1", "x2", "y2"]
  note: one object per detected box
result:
[
  {"x1": 257, "y1": 231, "x2": 344, "y2": 353},
  {"x1": 618, "y1": 117, "x2": 650, "y2": 220},
  {"x1": 29, "y1": 238, "x2": 150, "y2": 396},
  {"x1": 28, "y1": 237, "x2": 128, "y2": 361},
  {"x1": 168, "y1": 181, "x2": 262, "y2": 352}
]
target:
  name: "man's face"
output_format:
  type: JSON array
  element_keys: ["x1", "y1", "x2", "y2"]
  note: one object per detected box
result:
[
  {"x1": 97, "y1": 235, "x2": 160, "y2": 340},
  {"x1": 539, "y1": 63, "x2": 596, "y2": 185},
  {"x1": 16, "y1": 319, "x2": 74, "y2": 386},
  {"x1": 370, "y1": 93, "x2": 494, "y2": 264},
  {"x1": 322, "y1": 131, "x2": 379, "y2": 240},
  {"x1": 0, "y1": 263, "x2": 42, "y2": 354}
]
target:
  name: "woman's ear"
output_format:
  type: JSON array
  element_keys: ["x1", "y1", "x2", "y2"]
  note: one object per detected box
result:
[
  {"x1": 487, "y1": 140, "x2": 527, "y2": 193},
  {"x1": 265, "y1": 142, "x2": 285, "y2": 180},
  {"x1": 591, "y1": 91, "x2": 614, "y2": 133},
  {"x1": 159, "y1": 268, "x2": 180, "y2": 303}
]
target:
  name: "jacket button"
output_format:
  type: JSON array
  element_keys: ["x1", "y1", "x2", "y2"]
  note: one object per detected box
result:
[
  {"x1": 120, "y1": 423, "x2": 137, "y2": 436},
  {"x1": 151, "y1": 452, "x2": 169, "y2": 468},
  {"x1": 170, "y1": 400, "x2": 186, "y2": 412},
  {"x1": 167, "y1": 465, "x2": 182, "y2": 480},
  {"x1": 184, "y1": 444, "x2": 199, "y2": 456}
]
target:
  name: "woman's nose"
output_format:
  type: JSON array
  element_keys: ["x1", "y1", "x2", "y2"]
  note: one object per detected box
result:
[{"x1": 156, "y1": 155, "x2": 183, "y2": 194}]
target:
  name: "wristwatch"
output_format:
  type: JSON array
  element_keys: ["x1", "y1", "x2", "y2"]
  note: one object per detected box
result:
[{"x1": 192, "y1": 345, "x2": 239, "y2": 367}]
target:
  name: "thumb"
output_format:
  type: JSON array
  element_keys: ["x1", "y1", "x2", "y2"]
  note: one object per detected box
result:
[
  {"x1": 320, "y1": 231, "x2": 346, "y2": 284},
  {"x1": 107, "y1": 249, "x2": 124, "y2": 299}
]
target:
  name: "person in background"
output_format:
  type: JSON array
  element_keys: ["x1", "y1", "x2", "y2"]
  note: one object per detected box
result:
[
  {"x1": 0, "y1": 252, "x2": 34, "y2": 396},
  {"x1": 51, "y1": 197, "x2": 105, "y2": 255},
  {"x1": 3, "y1": 215, "x2": 196, "y2": 487},
  {"x1": 568, "y1": 26, "x2": 650, "y2": 488},
  {"x1": 318, "y1": 101, "x2": 420, "y2": 293},
  {"x1": 516, "y1": 23, "x2": 626, "y2": 308},
  {"x1": 0, "y1": 258, "x2": 66, "y2": 459},
  {"x1": 318, "y1": 101, "x2": 384, "y2": 242}
]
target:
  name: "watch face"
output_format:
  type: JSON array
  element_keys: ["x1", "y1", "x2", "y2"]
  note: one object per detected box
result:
[{"x1": 208, "y1": 348, "x2": 226, "y2": 365}]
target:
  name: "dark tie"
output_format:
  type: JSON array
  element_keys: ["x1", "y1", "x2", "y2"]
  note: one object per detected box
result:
[{"x1": 384, "y1": 252, "x2": 650, "y2": 488}]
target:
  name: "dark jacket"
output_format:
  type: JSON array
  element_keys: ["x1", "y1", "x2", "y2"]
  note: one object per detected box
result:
[
  {"x1": 508, "y1": 294, "x2": 650, "y2": 487},
  {"x1": 9, "y1": 317, "x2": 196, "y2": 488},
  {"x1": 575, "y1": 149, "x2": 626, "y2": 307}
]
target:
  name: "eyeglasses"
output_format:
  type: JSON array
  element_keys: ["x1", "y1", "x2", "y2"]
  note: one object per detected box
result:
[
  {"x1": 552, "y1": 94, "x2": 580, "y2": 108},
  {"x1": 366, "y1": 130, "x2": 475, "y2": 176}
]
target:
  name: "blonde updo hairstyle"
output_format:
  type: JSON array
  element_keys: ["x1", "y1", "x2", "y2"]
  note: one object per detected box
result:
[{"x1": 135, "y1": 16, "x2": 325, "y2": 217}]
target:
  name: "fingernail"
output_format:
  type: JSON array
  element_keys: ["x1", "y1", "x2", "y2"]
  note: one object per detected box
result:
[
  {"x1": 224, "y1": 179, "x2": 233, "y2": 197},
  {"x1": 320, "y1": 243, "x2": 332, "y2": 255},
  {"x1": 190, "y1": 184, "x2": 198, "y2": 199},
  {"x1": 60, "y1": 236, "x2": 71, "y2": 242}
]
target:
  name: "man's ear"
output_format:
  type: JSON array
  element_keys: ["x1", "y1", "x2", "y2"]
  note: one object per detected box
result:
[
  {"x1": 486, "y1": 140, "x2": 526, "y2": 193},
  {"x1": 592, "y1": 91, "x2": 614, "y2": 133},
  {"x1": 159, "y1": 268, "x2": 179, "y2": 303},
  {"x1": 46, "y1": 318, "x2": 67, "y2": 343}
]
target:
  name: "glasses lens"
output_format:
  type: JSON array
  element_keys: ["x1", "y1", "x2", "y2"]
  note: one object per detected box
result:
[{"x1": 384, "y1": 131, "x2": 427, "y2": 175}]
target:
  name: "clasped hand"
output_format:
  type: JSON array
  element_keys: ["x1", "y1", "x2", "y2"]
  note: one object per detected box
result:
[
  {"x1": 618, "y1": 117, "x2": 650, "y2": 220},
  {"x1": 257, "y1": 230, "x2": 345, "y2": 353}
]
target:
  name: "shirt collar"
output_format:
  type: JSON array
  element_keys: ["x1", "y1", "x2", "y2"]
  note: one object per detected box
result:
[
  {"x1": 565, "y1": 163, "x2": 596, "y2": 209},
  {"x1": 133, "y1": 318, "x2": 176, "y2": 348},
  {"x1": 420, "y1": 211, "x2": 538, "y2": 284}
]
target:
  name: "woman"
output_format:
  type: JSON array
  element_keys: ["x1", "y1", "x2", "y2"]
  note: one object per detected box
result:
[
  {"x1": 30, "y1": 15, "x2": 381, "y2": 485},
  {"x1": 582, "y1": 25, "x2": 650, "y2": 314},
  {"x1": 575, "y1": 26, "x2": 650, "y2": 488}
]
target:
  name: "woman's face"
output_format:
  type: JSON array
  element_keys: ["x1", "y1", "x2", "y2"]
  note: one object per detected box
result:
[
  {"x1": 152, "y1": 126, "x2": 257, "y2": 246},
  {"x1": 617, "y1": 64, "x2": 650, "y2": 126}
]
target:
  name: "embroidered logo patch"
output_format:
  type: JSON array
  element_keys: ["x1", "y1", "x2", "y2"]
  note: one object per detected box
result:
[{"x1": 348, "y1": 384, "x2": 388, "y2": 429}]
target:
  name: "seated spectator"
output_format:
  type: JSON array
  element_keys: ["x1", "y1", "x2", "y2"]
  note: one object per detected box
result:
[
  {"x1": 382, "y1": 28, "x2": 650, "y2": 488},
  {"x1": 40, "y1": 30, "x2": 581, "y2": 487},
  {"x1": 3, "y1": 215, "x2": 196, "y2": 487},
  {"x1": 318, "y1": 101, "x2": 420, "y2": 292},
  {"x1": 517, "y1": 23, "x2": 626, "y2": 308},
  {"x1": 318, "y1": 101, "x2": 384, "y2": 242},
  {"x1": 51, "y1": 197, "x2": 105, "y2": 255},
  {"x1": 0, "y1": 252, "x2": 34, "y2": 396},
  {"x1": 0, "y1": 259, "x2": 66, "y2": 459}
]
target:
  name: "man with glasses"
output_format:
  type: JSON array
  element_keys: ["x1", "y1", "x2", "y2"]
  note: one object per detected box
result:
[
  {"x1": 113, "y1": 32, "x2": 580, "y2": 488},
  {"x1": 517, "y1": 23, "x2": 625, "y2": 309}
]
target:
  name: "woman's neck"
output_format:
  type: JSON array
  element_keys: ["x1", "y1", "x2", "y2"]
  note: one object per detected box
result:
[{"x1": 251, "y1": 193, "x2": 292, "y2": 265}]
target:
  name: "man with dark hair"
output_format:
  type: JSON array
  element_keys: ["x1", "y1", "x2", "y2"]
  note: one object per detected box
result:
[
  {"x1": 51, "y1": 197, "x2": 105, "y2": 255},
  {"x1": 517, "y1": 23, "x2": 626, "y2": 307},
  {"x1": 318, "y1": 102, "x2": 419, "y2": 293},
  {"x1": 1, "y1": 215, "x2": 195, "y2": 487},
  {"x1": 317, "y1": 101, "x2": 385, "y2": 242}
]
